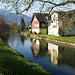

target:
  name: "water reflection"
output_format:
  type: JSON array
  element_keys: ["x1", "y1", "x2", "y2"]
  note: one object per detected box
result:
[
  {"x1": 31, "y1": 39, "x2": 40, "y2": 57},
  {"x1": 31, "y1": 39, "x2": 48, "y2": 57},
  {"x1": 7, "y1": 32, "x2": 20, "y2": 48},
  {"x1": 58, "y1": 46, "x2": 75, "y2": 67},
  {"x1": 20, "y1": 35, "x2": 28, "y2": 46},
  {"x1": 31, "y1": 39, "x2": 59, "y2": 65},
  {"x1": 6, "y1": 33, "x2": 75, "y2": 75},
  {"x1": 48, "y1": 43, "x2": 59, "y2": 65},
  {"x1": 31, "y1": 39, "x2": 75, "y2": 68}
]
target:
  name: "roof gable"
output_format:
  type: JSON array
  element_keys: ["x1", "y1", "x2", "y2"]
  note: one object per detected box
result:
[{"x1": 31, "y1": 13, "x2": 50, "y2": 23}]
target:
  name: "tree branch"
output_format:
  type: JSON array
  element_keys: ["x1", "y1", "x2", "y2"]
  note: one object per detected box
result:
[
  {"x1": 19, "y1": 0, "x2": 34, "y2": 14},
  {"x1": 49, "y1": 6, "x2": 56, "y2": 14},
  {"x1": 1, "y1": 0, "x2": 75, "y2": 14},
  {"x1": 37, "y1": 0, "x2": 75, "y2": 6},
  {"x1": 15, "y1": 0, "x2": 19, "y2": 14},
  {"x1": 40, "y1": 2, "x2": 45, "y2": 13}
]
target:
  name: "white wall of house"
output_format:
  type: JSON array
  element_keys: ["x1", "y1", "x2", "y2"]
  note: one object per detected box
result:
[
  {"x1": 32, "y1": 29, "x2": 40, "y2": 34},
  {"x1": 48, "y1": 12, "x2": 59, "y2": 36}
]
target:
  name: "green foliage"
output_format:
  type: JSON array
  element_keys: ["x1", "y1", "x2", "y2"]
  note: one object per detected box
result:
[
  {"x1": 9, "y1": 24, "x2": 20, "y2": 32},
  {"x1": 0, "y1": 18, "x2": 10, "y2": 40},
  {"x1": 20, "y1": 18, "x2": 26, "y2": 32},
  {"x1": 0, "y1": 38, "x2": 52, "y2": 75},
  {"x1": 58, "y1": 27, "x2": 65, "y2": 36}
]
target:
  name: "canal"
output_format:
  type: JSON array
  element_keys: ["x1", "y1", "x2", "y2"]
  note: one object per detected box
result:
[{"x1": 6, "y1": 32, "x2": 75, "y2": 75}]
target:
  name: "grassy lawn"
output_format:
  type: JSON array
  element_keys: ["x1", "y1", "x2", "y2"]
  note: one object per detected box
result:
[
  {"x1": 37, "y1": 34, "x2": 75, "y2": 43},
  {"x1": 0, "y1": 38, "x2": 52, "y2": 75}
]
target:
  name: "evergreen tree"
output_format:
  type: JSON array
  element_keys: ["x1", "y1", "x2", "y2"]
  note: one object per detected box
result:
[{"x1": 20, "y1": 17, "x2": 26, "y2": 32}]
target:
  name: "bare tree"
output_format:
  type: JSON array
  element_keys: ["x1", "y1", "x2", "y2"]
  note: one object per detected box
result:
[{"x1": 0, "y1": 0, "x2": 75, "y2": 14}]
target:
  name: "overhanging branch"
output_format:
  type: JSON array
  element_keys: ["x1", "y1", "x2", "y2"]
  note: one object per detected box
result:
[
  {"x1": 37, "y1": 0, "x2": 75, "y2": 6},
  {"x1": 19, "y1": 0, "x2": 34, "y2": 14}
]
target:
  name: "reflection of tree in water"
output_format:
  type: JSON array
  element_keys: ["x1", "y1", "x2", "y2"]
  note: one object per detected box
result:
[
  {"x1": 58, "y1": 46, "x2": 75, "y2": 68},
  {"x1": 20, "y1": 35, "x2": 27, "y2": 45},
  {"x1": 30, "y1": 38, "x2": 33, "y2": 42}
]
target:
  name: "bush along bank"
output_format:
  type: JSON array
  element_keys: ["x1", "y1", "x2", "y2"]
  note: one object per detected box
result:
[{"x1": 0, "y1": 38, "x2": 52, "y2": 75}]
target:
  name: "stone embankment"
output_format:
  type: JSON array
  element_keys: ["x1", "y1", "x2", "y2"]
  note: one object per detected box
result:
[{"x1": 21, "y1": 32, "x2": 75, "y2": 48}]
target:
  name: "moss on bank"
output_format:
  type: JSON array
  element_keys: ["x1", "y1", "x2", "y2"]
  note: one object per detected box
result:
[{"x1": 0, "y1": 38, "x2": 52, "y2": 75}]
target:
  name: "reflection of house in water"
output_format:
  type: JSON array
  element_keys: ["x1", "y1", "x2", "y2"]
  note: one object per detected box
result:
[
  {"x1": 48, "y1": 43, "x2": 59, "y2": 65},
  {"x1": 31, "y1": 39, "x2": 48, "y2": 57},
  {"x1": 31, "y1": 39, "x2": 40, "y2": 57}
]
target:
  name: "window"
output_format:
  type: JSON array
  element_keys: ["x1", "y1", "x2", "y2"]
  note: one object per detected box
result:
[{"x1": 41, "y1": 23, "x2": 46, "y2": 28}]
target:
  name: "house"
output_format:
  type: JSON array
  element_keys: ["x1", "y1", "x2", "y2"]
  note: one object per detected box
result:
[
  {"x1": 48, "y1": 10, "x2": 75, "y2": 36},
  {"x1": 48, "y1": 11, "x2": 61, "y2": 36},
  {"x1": 31, "y1": 13, "x2": 50, "y2": 34}
]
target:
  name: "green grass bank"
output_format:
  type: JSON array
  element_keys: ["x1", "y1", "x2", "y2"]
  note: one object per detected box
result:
[
  {"x1": 37, "y1": 34, "x2": 75, "y2": 43},
  {"x1": 0, "y1": 38, "x2": 52, "y2": 75},
  {"x1": 21, "y1": 31, "x2": 75, "y2": 43}
]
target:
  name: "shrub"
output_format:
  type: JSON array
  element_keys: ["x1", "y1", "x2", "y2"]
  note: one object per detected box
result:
[{"x1": 58, "y1": 27, "x2": 65, "y2": 36}]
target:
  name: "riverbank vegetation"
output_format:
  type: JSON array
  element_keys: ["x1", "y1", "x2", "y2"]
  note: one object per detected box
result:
[
  {"x1": 37, "y1": 34, "x2": 75, "y2": 43},
  {"x1": 9, "y1": 23, "x2": 20, "y2": 32},
  {"x1": 0, "y1": 18, "x2": 9, "y2": 40},
  {"x1": 21, "y1": 31, "x2": 75, "y2": 43},
  {"x1": 0, "y1": 38, "x2": 52, "y2": 75}
]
